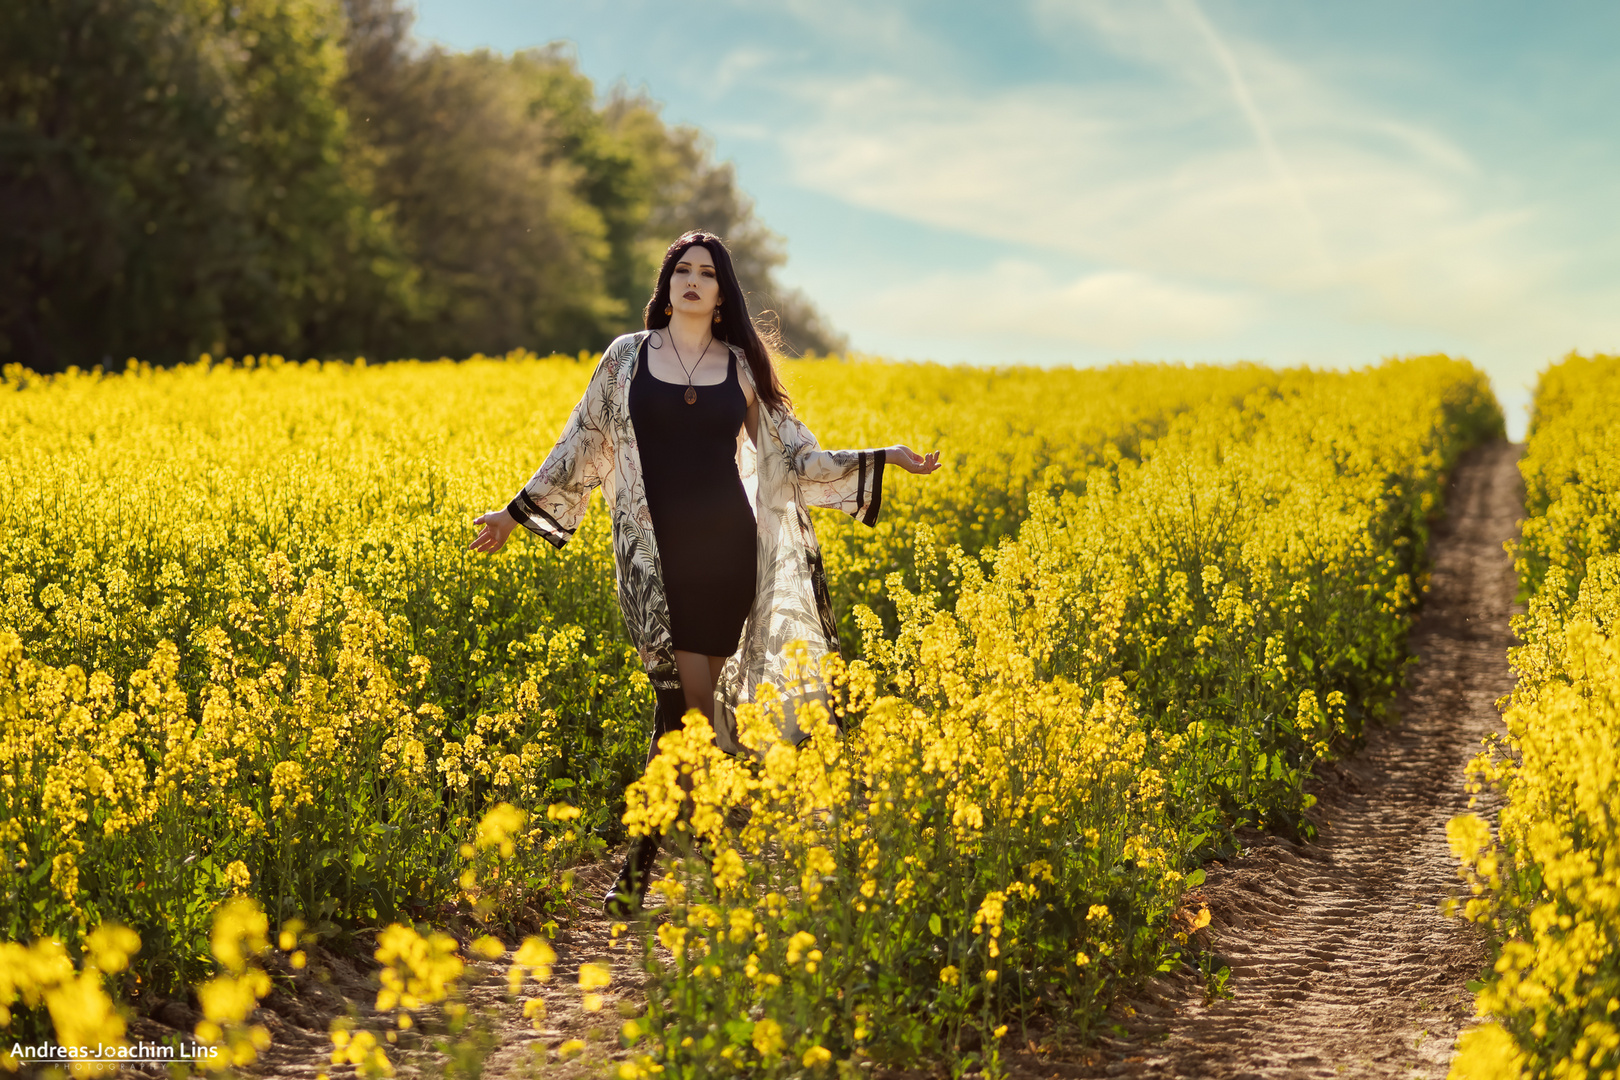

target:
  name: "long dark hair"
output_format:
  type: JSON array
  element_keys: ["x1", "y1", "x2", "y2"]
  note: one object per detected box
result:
[{"x1": 643, "y1": 231, "x2": 791, "y2": 414}]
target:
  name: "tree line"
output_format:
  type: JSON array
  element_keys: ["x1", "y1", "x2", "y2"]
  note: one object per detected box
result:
[{"x1": 0, "y1": 0, "x2": 845, "y2": 374}]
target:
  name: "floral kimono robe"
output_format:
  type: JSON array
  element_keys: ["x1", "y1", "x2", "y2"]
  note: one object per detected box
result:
[{"x1": 505, "y1": 330, "x2": 886, "y2": 754}]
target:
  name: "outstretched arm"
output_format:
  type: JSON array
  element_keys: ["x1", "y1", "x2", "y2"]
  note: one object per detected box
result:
[
  {"x1": 775, "y1": 409, "x2": 941, "y2": 525},
  {"x1": 469, "y1": 344, "x2": 619, "y2": 553}
]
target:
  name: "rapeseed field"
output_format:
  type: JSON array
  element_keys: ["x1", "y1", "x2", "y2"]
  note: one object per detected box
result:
[{"x1": 0, "y1": 351, "x2": 1501, "y2": 1073}]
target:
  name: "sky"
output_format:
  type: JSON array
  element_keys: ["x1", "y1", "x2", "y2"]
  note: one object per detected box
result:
[{"x1": 411, "y1": 0, "x2": 1620, "y2": 439}]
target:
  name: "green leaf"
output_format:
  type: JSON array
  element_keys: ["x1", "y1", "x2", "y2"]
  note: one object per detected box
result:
[
  {"x1": 928, "y1": 913, "x2": 943, "y2": 937},
  {"x1": 723, "y1": 1019, "x2": 755, "y2": 1045},
  {"x1": 1185, "y1": 868, "x2": 1206, "y2": 887}
]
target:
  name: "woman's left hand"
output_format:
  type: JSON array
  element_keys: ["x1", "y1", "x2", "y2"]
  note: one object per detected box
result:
[{"x1": 888, "y1": 445, "x2": 942, "y2": 475}]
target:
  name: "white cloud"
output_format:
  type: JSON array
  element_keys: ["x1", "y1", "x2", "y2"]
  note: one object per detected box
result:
[{"x1": 862, "y1": 261, "x2": 1257, "y2": 349}]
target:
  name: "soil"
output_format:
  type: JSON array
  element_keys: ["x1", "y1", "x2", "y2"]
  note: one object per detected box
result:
[
  {"x1": 107, "y1": 440, "x2": 1523, "y2": 1080},
  {"x1": 110, "y1": 855, "x2": 655, "y2": 1080}
]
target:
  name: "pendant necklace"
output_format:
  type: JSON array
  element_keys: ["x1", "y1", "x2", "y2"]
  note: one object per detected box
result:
[{"x1": 668, "y1": 331, "x2": 713, "y2": 405}]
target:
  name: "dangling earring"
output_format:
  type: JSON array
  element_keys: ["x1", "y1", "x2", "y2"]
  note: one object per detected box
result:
[
  {"x1": 713, "y1": 298, "x2": 722, "y2": 324},
  {"x1": 664, "y1": 302, "x2": 672, "y2": 316}
]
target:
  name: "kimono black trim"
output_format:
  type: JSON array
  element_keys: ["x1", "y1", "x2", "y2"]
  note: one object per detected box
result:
[
  {"x1": 858, "y1": 450, "x2": 886, "y2": 527},
  {"x1": 507, "y1": 490, "x2": 574, "y2": 549}
]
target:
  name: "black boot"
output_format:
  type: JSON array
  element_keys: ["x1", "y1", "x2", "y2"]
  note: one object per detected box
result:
[
  {"x1": 604, "y1": 686, "x2": 685, "y2": 917},
  {"x1": 603, "y1": 833, "x2": 661, "y2": 918}
]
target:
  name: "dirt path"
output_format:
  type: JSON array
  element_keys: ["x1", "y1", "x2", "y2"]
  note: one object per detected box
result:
[{"x1": 1071, "y1": 439, "x2": 1523, "y2": 1079}]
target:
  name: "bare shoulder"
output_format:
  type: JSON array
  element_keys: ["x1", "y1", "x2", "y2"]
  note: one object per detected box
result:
[{"x1": 729, "y1": 343, "x2": 758, "y2": 405}]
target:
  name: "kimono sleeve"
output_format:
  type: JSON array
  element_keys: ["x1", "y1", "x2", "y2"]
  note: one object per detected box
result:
[
  {"x1": 505, "y1": 350, "x2": 615, "y2": 548},
  {"x1": 774, "y1": 409, "x2": 887, "y2": 526}
]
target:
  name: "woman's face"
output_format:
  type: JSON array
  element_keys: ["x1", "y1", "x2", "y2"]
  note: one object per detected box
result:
[{"x1": 668, "y1": 245, "x2": 720, "y2": 318}]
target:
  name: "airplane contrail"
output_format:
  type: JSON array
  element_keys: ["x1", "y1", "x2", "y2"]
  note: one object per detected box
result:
[{"x1": 1175, "y1": 0, "x2": 1334, "y2": 277}]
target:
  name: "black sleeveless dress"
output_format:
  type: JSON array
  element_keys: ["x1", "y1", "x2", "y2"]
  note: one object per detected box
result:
[{"x1": 628, "y1": 337, "x2": 758, "y2": 657}]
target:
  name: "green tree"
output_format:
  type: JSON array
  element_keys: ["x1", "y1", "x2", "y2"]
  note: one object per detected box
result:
[
  {"x1": 219, "y1": 0, "x2": 417, "y2": 358},
  {"x1": 342, "y1": 7, "x2": 619, "y2": 359},
  {"x1": 0, "y1": 0, "x2": 243, "y2": 369},
  {"x1": 0, "y1": 0, "x2": 410, "y2": 372}
]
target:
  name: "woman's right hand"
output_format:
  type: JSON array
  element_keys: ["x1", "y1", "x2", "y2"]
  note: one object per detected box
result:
[
  {"x1": 469, "y1": 510, "x2": 518, "y2": 553},
  {"x1": 888, "y1": 445, "x2": 943, "y2": 475}
]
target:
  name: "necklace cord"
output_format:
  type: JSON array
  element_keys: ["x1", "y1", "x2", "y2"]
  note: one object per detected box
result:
[{"x1": 668, "y1": 331, "x2": 714, "y2": 391}]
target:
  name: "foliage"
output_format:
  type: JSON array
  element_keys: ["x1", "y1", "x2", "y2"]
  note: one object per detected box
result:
[
  {"x1": 1448, "y1": 353, "x2": 1620, "y2": 1080},
  {"x1": 0, "y1": 348, "x2": 1500, "y2": 1064},
  {"x1": 327, "y1": 804, "x2": 560, "y2": 1080},
  {"x1": 0, "y1": 805, "x2": 560, "y2": 1074},
  {"x1": 620, "y1": 356, "x2": 1501, "y2": 1076},
  {"x1": 0, "y1": 0, "x2": 410, "y2": 371}
]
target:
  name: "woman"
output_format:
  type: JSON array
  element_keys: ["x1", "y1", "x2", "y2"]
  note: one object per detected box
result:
[{"x1": 468, "y1": 231, "x2": 940, "y2": 914}]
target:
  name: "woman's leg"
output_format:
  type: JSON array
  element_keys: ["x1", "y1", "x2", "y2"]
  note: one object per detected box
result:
[
  {"x1": 673, "y1": 649, "x2": 728, "y2": 720},
  {"x1": 608, "y1": 682, "x2": 685, "y2": 917},
  {"x1": 607, "y1": 654, "x2": 726, "y2": 916}
]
